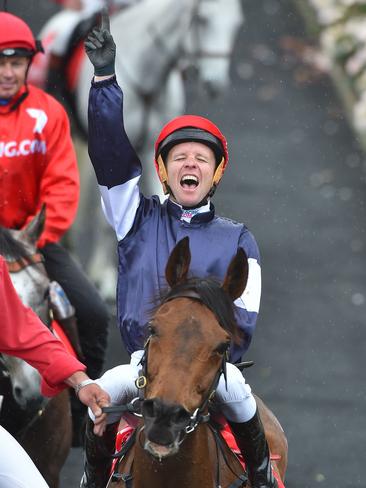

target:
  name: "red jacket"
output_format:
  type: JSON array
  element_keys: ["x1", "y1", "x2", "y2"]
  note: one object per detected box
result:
[
  {"x1": 0, "y1": 85, "x2": 79, "y2": 248},
  {"x1": 0, "y1": 255, "x2": 85, "y2": 396}
]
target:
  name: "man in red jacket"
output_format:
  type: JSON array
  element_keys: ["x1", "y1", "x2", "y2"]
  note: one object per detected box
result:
[
  {"x1": 0, "y1": 255, "x2": 110, "y2": 487},
  {"x1": 0, "y1": 11, "x2": 110, "y2": 445}
]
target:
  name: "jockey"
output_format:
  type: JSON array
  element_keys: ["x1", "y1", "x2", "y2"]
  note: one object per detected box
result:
[
  {"x1": 0, "y1": 254, "x2": 110, "y2": 488},
  {"x1": 0, "y1": 12, "x2": 110, "y2": 446},
  {"x1": 81, "y1": 10, "x2": 277, "y2": 488}
]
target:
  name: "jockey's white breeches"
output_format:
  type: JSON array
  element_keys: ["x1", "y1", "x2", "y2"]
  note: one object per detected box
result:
[
  {"x1": 90, "y1": 350, "x2": 257, "y2": 425},
  {"x1": 0, "y1": 426, "x2": 49, "y2": 488}
]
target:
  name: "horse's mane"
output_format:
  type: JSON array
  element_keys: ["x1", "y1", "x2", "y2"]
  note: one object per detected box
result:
[
  {"x1": 0, "y1": 227, "x2": 31, "y2": 262},
  {"x1": 161, "y1": 277, "x2": 243, "y2": 345}
]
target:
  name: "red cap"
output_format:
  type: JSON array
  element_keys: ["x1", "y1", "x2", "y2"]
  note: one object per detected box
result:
[
  {"x1": 0, "y1": 12, "x2": 37, "y2": 54},
  {"x1": 156, "y1": 115, "x2": 228, "y2": 164}
]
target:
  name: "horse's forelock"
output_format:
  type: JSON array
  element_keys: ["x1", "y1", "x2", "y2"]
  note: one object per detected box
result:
[
  {"x1": 160, "y1": 277, "x2": 243, "y2": 345},
  {"x1": 0, "y1": 227, "x2": 31, "y2": 262}
]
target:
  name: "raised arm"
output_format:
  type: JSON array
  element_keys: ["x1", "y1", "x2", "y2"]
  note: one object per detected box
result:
[{"x1": 86, "y1": 9, "x2": 142, "y2": 241}]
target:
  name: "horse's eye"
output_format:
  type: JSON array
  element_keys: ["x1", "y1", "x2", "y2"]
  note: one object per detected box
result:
[
  {"x1": 148, "y1": 323, "x2": 157, "y2": 336},
  {"x1": 215, "y1": 342, "x2": 230, "y2": 355}
]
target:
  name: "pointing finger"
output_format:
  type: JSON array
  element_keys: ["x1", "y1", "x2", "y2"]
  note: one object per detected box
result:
[{"x1": 100, "y1": 7, "x2": 110, "y2": 33}]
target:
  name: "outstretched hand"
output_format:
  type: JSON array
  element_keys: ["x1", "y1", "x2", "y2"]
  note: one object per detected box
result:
[
  {"x1": 77, "y1": 383, "x2": 111, "y2": 436},
  {"x1": 84, "y1": 7, "x2": 116, "y2": 77}
]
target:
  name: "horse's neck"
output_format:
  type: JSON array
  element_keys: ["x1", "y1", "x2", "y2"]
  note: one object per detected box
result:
[
  {"x1": 112, "y1": 0, "x2": 198, "y2": 94},
  {"x1": 133, "y1": 425, "x2": 215, "y2": 487}
]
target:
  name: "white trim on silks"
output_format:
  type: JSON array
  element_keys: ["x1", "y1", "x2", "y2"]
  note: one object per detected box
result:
[
  {"x1": 99, "y1": 175, "x2": 141, "y2": 241},
  {"x1": 234, "y1": 258, "x2": 261, "y2": 313}
]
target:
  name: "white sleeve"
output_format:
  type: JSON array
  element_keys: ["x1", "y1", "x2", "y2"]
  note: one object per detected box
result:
[{"x1": 99, "y1": 175, "x2": 141, "y2": 241}]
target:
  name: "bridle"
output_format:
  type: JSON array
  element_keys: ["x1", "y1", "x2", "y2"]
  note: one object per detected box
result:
[
  {"x1": 105, "y1": 290, "x2": 248, "y2": 487},
  {"x1": 185, "y1": 0, "x2": 233, "y2": 66},
  {"x1": 137, "y1": 328, "x2": 227, "y2": 438},
  {"x1": 5, "y1": 250, "x2": 52, "y2": 325},
  {"x1": 105, "y1": 289, "x2": 229, "y2": 439},
  {"x1": 5, "y1": 252, "x2": 44, "y2": 273}
]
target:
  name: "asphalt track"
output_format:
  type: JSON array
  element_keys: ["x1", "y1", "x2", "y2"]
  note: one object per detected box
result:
[{"x1": 7, "y1": 0, "x2": 366, "y2": 487}]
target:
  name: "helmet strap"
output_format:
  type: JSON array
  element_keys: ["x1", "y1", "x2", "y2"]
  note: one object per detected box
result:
[
  {"x1": 157, "y1": 154, "x2": 170, "y2": 195},
  {"x1": 212, "y1": 157, "x2": 225, "y2": 186},
  {"x1": 35, "y1": 39, "x2": 44, "y2": 54},
  {"x1": 8, "y1": 88, "x2": 29, "y2": 112},
  {"x1": 8, "y1": 58, "x2": 32, "y2": 112},
  {"x1": 207, "y1": 184, "x2": 217, "y2": 200}
]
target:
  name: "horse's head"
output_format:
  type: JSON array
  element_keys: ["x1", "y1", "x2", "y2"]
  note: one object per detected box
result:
[
  {"x1": 141, "y1": 236, "x2": 248, "y2": 459},
  {"x1": 184, "y1": 0, "x2": 244, "y2": 97},
  {"x1": 1, "y1": 206, "x2": 50, "y2": 325},
  {"x1": 0, "y1": 206, "x2": 51, "y2": 408}
]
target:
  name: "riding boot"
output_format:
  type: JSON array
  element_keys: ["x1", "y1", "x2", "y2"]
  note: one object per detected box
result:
[
  {"x1": 80, "y1": 418, "x2": 119, "y2": 488},
  {"x1": 229, "y1": 410, "x2": 278, "y2": 488}
]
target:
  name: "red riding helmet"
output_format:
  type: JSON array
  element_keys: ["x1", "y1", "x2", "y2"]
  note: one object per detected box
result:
[
  {"x1": 154, "y1": 115, "x2": 229, "y2": 195},
  {"x1": 0, "y1": 12, "x2": 40, "y2": 57}
]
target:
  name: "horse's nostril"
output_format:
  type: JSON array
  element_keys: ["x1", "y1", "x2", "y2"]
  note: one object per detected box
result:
[
  {"x1": 13, "y1": 386, "x2": 23, "y2": 403},
  {"x1": 173, "y1": 407, "x2": 190, "y2": 426},
  {"x1": 142, "y1": 399, "x2": 155, "y2": 418},
  {"x1": 143, "y1": 399, "x2": 190, "y2": 428}
]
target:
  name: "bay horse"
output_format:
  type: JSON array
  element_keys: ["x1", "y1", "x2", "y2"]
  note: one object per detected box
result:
[
  {"x1": 0, "y1": 208, "x2": 73, "y2": 488},
  {"x1": 106, "y1": 237, "x2": 287, "y2": 487}
]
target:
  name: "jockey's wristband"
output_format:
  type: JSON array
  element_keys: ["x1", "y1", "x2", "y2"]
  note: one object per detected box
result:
[
  {"x1": 74, "y1": 379, "x2": 97, "y2": 397},
  {"x1": 94, "y1": 64, "x2": 115, "y2": 77}
]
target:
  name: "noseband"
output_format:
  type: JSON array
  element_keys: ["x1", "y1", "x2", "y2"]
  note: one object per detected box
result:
[{"x1": 5, "y1": 252, "x2": 44, "y2": 273}]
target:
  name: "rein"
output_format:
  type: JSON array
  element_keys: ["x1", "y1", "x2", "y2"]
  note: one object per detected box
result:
[
  {"x1": 15, "y1": 399, "x2": 49, "y2": 443},
  {"x1": 5, "y1": 252, "x2": 44, "y2": 273}
]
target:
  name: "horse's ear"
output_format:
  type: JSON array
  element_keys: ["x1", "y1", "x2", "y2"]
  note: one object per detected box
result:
[
  {"x1": 165, "y1": 237, "x2": 191, "y2": 288},
  {"x1": 222, "y1": 248, "x2": 249, "y2": 301},
  {"x1": 21, "y1": 204, "x2": 46, "y2": 246}
]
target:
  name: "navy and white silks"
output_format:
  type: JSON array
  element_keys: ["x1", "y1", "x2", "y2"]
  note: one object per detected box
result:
[
  {"x1": 88, "y1": 76, "x2": 261, "y2": 364},
  {"x1": 88, "y1": 76, "x2": 261, "y2": 423}
]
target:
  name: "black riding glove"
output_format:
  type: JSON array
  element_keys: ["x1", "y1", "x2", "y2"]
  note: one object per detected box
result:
[{"x1": 84, "y1": 8, "x2": 116, "y2": 77}]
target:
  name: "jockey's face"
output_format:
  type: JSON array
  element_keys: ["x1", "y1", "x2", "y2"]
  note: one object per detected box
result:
[
  {"x1": 166, "y1": 141, "x2": 216, "y2": 207},
  {"x1": 0, "y1": 56, "x2": 29, "y2": 99}
]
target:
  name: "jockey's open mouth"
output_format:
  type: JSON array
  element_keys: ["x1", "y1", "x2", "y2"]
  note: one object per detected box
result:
[{"x1": 180, "y1": 174, "x2": 199, "y2": 190}]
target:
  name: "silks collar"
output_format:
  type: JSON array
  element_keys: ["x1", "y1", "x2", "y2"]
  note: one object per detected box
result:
[
  {"x1": 167, "y1": 199, "x2": 214, "y2": 224},
  {"x1": 0, "y1": 85, "x2": 29, "y2": 114}
]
